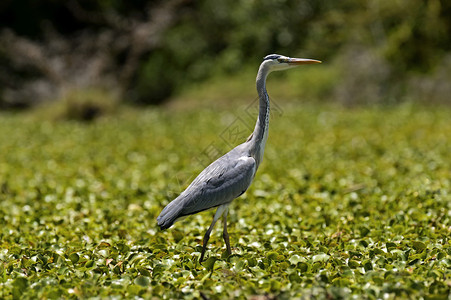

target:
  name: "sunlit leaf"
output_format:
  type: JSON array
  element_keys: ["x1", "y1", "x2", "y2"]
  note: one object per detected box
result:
[
  {"x1": 313, "y1": 253, "x2": 330, "y2": 263},
  {"x1": 289, "y1": 254, "x2": 303, "y2": 265}
]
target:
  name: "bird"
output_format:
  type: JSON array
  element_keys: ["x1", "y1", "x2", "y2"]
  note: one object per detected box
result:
[{"x1": 157, "y1": 54, "x2": 321, "y2": 262}]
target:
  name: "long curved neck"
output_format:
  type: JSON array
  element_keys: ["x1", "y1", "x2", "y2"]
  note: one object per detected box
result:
[{"x1": 248, "y1": 64, "x2": 270, "y2": 168}]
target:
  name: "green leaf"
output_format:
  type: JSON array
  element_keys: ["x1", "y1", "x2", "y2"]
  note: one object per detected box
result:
[
  {"x1": 313, "y1": 253, "x2": 330, "y2": 263},
  {"x1": 289, "y1": 254, "x2": 302, "y2": 265},
  {"x1": 298, "y1": 262, "x2": 309, "y2": 273},
  {"x1": 203, "y1": 257, "x2": 217, "y2": 271},
  {"x1": 412, "y1": 241, "x2": 426, "y2": 252},
  {"x1": 134, "y1": 275, "x2": 150, "y2": 287},
  {"x1": 13, "y1": 277, "x2": 28, "y2": 289},
  {"x1": 247, "y1": 257, "x2": 257, "y2": 267},
  {"x1": 152, "y1": 264, "x2": 166, "y2": 277},
  {"x1": 362, "y1": 259, "x2": 373, "y2": 271},
  {"x1": 138, "y1": 267, "x2": 151, "y2": 276},
  {"x1": 85, "y1": 260, "x2": 95, "y2": 268},
  {"x1": 386, "y1": 242, "x2": 397, "y2": 251},
  {"x1": 235, "y1": 259, "x2": 246, "y2": 271},
  {"x1": 408, "y1": 258, "x2": 420, "y2": 266},
  {"x1": 127, "y1": 284, "x2": 143, "y2": 295},
  {"x1": 171, "y1": 230, "x2": 184, "y2": 243},
  {"x1": 69, "y1": 253, "x2": 79, "y2": 264},
  {"x1": 348, "y1": 260, "x2": 360, "y2": 269},
  {"x1": 267, "y1": 251, "x2": 278, "y2": 261},
  {"x1": 288, "y1": 272, "x2": 301, "y2": 283},
  {"x1": 359, "y1": 226, "x2": 370, "y2": 237}
]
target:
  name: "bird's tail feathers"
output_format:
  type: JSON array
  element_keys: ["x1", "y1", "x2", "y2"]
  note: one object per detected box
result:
[{"x1": 157, "y1": 197, "x2": 185, "y2": 230}]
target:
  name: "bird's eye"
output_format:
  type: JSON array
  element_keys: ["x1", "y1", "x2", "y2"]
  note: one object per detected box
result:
[{"x1": 277, "y1": 58, "x2": 287, "y2": 63}]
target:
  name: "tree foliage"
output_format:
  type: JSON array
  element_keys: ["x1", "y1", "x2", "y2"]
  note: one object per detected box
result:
[{"x1": 0, "y1": 0, "x2": 450, "y2": 108}]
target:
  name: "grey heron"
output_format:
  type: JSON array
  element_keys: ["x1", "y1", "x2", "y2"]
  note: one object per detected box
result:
[{"x1": 157, "y1": 54, "x2": 321, "y2": 262}]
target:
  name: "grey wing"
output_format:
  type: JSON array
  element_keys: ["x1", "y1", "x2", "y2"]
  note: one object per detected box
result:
[{"x1": 157, "y1": 154, "x2": 256, "y2": 229}]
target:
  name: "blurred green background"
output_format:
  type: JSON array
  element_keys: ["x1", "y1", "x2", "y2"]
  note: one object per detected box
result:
[{"x1": 1, "y1": 0, "x2": 450, "y2": 114}]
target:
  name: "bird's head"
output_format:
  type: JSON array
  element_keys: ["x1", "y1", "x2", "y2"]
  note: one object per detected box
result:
[{"x1": 261, "y1": 54, "x2": 321, "y2": 72}]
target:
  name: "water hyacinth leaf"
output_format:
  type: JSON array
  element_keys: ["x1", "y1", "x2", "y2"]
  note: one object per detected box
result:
[
  {"x1": 289, "y1": 272, "x2": 301, "y2": 283},
  {"x1": 362, "y1": 259, "x2": 373, "y2": 271},
  {"x1": 127, "y1": 284, "x2": 143, "y2": 295},
  {"x1": 298, "y1": 262, "x2": 309, "y2": 273},
  {"x1": 85, "y1": 260, "x2": 95, "y2": 268},
  {"x1": 348, "y1": 260, "x2": 360, "y2": 269},
  {"x1": 270, "y1": 279, "x2": 281, "y2": 291},
  {"x1": 359, "y1": 239, "x2": 369, "y2": 248},
  {"x1": 203, "y1": 257, "x2": 217, "y2": 272},
  {"x1": 408, "y1": 258, "x2": 420, "y2": 266},
  {"x1": 359, "y1": 226, "x2": 370, "y2": 237},
  {"x1": 289, "y1": 254, "x2": 303, "y2": 265},
  {"x1": 69, "y1": 253, "x2": 79, "y2": 264},
  {"x1": 113, "y1": 265, "x2": 122, "y2": 274},
  {"x1": 152, "y1": 264, "x2": 166, "y2": 277},
  {"x1": 116, "y1": 242, "x2": 130, "y2": 254},
  {"x1": 319, "y1": 246, "x2": 329, "y2": 253},
  {"x1": 171, "y1": 230, "x2": 184, "y2": 243},
  {"x1": 371, "y1": 248, "x2": 386, "y2": 256},
  {"x1": 37, "y1": 253, "x2": 47, "y2": 264},
  {"x1": 332, "y1": 277, "x2": 352, "y2": 287},
  {"x1": 247, "y1": 257, "x2": 257, "y2": 267},
  {"x1": 267, "y1": 251, "x2": 279, "y2": 261},
  {"x1": 98, "y1": 242, "x2": 111, "y2": 248},
  {"x1": 134, "y1": 275, "x2": 150, "y2": 287},
  {"x1": 412, "y1": 241, "x2": 427, "y2": 252},
  {"x1": 436, "y1": 251, "x2": 445, "y2": 260},
  {"x1": 185, "y1": 259, "x2": 195, "y2": 269},
  {"x1": 313, "y1": 253, "x2": 330, "y2": 263},
  {"x1": 234, "y1": 259, "x2": 246, "y2": 271},
  {"x1": 13, "y1": 277, "x2": 28, "y2": 290},
  {"x1": 386, "y1": 242, "x2": 397, "y2": 251},
  {"x1": 138, "y1": 267, "x2": 151, "y2": 276}
]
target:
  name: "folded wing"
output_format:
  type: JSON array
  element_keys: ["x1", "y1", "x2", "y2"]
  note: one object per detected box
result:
[{"x1": 157, "y1": 153, "x2": 256, "y2": 229}]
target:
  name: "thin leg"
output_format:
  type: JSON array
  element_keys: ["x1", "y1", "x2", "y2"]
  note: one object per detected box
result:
[
  {"x1": 199, "y1": 204, "x2": 227, "y2": 263},
  {"x1": 222, "y1": 205, "x2": 232, "y2": 256}
]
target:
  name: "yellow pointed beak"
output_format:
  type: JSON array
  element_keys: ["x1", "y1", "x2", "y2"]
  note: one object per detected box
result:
[{"x1": 288, "y1": 58, "x2": 322, "y2": 65}]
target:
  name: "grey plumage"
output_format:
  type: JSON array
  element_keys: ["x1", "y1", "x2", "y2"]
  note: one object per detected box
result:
[
  {"x1": 157, "y1": 145, "x2": 256, "y2": 229},
  {"x1": 157, "y1": 54, "x2": 321, "y2": 262}
]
